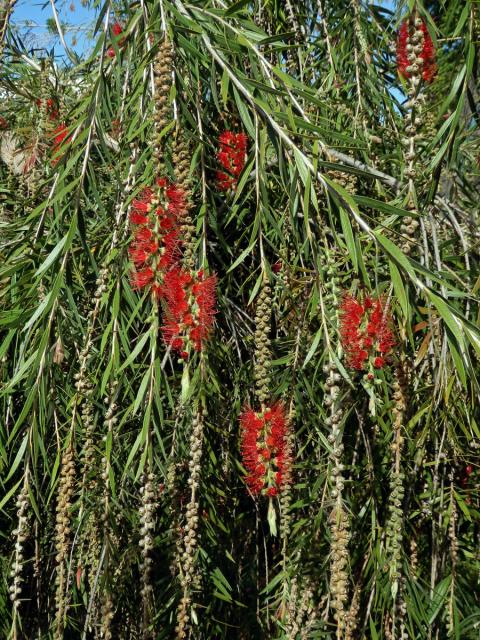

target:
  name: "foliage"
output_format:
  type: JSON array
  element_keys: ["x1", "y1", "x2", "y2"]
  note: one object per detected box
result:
[{"x1": 0, "y1": 0, "x2": 479, "y2": 638}]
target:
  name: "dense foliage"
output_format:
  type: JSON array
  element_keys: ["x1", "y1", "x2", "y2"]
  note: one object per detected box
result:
[{"x1": 1, "y1": 0, "x2": 479, "y2": 638}]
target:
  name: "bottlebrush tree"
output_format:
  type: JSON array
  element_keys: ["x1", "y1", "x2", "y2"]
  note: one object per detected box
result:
[{"x1": 0, "y1": 1, "x2": 479, "y2": 639}]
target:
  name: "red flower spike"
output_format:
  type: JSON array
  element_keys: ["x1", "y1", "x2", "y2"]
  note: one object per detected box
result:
[
  {"x1": 397, "y1": 17, "x2": 436, "y2": 83},
  {"x1": 128, "y1": 180, "x2": 186, "y2": 297},
  {"x1": 130, "y1": 211, "x2": 149, "y2": 225},
  {"x1": 162, "y1": 268, "x2": 217, "y2": 353},
  {"x1": 396, "y1": 21, "x2": 410, "y2": 79},
  {"x1": 339, "y1": 293, "x2": 395, "y2": 372},
  {"x1": 107, "y1": 22, "x2": 126, "y2": 58},
  {"x1": 51, "y1": 124, "x2": 72, "y2": 166},
  {"x1": 216, "y1": 131, "x2": 248, "y2": 191},
  {"x1": 36, "y1": 98, "x2": 59, "y2": 120},
  {"x1": 112, "y1": 22, "x2": 123, "y2": 36},
  {"x1": 240, "y1": 404, "x2": 291, "y2": 497},
  {"x1": 420, "y1": 22, "x2": 437, "y2": 82},
  {"x1": 131, "y1": 267, "x2": 154, "y2": 289}
]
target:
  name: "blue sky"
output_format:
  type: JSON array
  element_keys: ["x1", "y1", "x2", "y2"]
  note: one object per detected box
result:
[
  {"x1": 12, "y1": 0, "x2": 397, "y2": 61},
  {"x1": 12, "y1": 0, "x2": 97, "y2": 59}
]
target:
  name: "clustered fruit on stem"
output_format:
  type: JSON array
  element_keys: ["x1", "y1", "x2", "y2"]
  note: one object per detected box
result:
[
  {"x1": 238, "y1": 276, "x2": 293, "y2": 503},
  {"x1": 385, "y1": 364, "x2": 408, "y2": 638},
  {"x1": 153, "y1": 40, "x2": 174, "y2": 172},
  {"x1": 325, "y1": 357, "x2": 350, "y2": 638},
  {"x1": 446, "y1": 479, "x2": 458, "y2": 637},
  {"x1": 54, "y1": 442, "x2": 75, "y2": 639},
  {"x1": 10, "y1": 473, "x2": 30, "y2": 625},
  {"x1": 99, "y1": 378, "x2": 119, "y2": 640},
  {"x1": 175, "y1": 408, "x2": 204, "y2": 639},
  {"x1": 139, "y1": 470, "x2": 157, "y2": 638},
  {"x1": 254, "y1": 279, "x2": 272, "y2": 404},
  {"x1": 322, "y1": 249, "x2": 351, "y2": 637},
  {"x1": 396, "y1": 14, "x2": 436, "y2": 253},
  {"x1": 284, "y1": 577, "x2": 316, "y2": 638},
  {"x1": 173, "y1": 132, "x2": 195, "y2": 269}
]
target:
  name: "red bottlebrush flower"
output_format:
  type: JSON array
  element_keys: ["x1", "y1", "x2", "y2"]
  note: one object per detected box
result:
[
  {"x1": 131, "y1": 267, "x2": 154, "y2": 289},
  {"x1": 54, "y1": 124, "x2": 69, "y2": 146},
  {"x1": 339, "y1": 293, "x2": 395, "y2": 372},
  {"x1": 162, "y1": 267, "x2": 217, "y2": 354},
  {"x1": 396, "y1": 21, "x2": 410, "y2": 79},
  {"x1": 112, "y1": 22, "x2": 123, "y2": 36},
  {"x1": 36, "y1": 98, "x2": 59, "y2": 120},
  {"x1": 466, "y1": 465, "x2": 473, "y2": 476},
  {"x1": 240, "y1": 404, "x2": 291, "y2": 497},
  {"x1": 216, "y1": 131, "x2": 248, "y2": 191},
  {"x1": 129, "y1": 179, "x2": 186, "y2": 296},
  {"x1": 0, "y1": 116, "x2": 8, "y2": 129},
  {"x1": 51, "y1": 124, "x2": 72, "y2": 166},
  {"x1": 46, "y1": 98, "x2": 59, "y2": 120},
  {"x1": 107, "y1": 22, "x2": 125, "y2": 58},
  {"x1": 420, "y1": 22, "x2": 437, "y2": 83},
  {"x1": 397, "y1": 18, "x2": 436, "y2": 83}
]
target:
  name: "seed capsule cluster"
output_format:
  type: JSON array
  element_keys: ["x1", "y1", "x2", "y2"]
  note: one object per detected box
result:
[
  {"x1": 153, "y1": 40, "x2": 174, "y2": 172},
  {"x1": 398, "y1": 16, "x2": 430, "y2": 255},
  {"x1": 448, "y1": 481, "x2": 458, "y2": 569},
  {"x1": 385, "y1": 368, "x2": 407, "y2": 585},
  {"x1": 173, "y1": 133, "x2": 195, "y2": 270},
  {"x1": 54, "y1": 443, "x2": 76, "y2": 638},
  {"x1": 327, "y1": 167, "x2": 357, "y2": 195},
  {"x1": 101, "y1": 593, "x2": 114, "y2": 640},
  {"x1": 99, "y1": 381, "x2": 119, "y2": 640},
  {"x1": 321, "y1": 247, "x2": 350, "y2": 636},
  {"x1": 446, "y1": 480, "x2": 458, "y2": 637},
  {"x1": 325, "y1": 359, "x2": 350, "y2": 636},
  {"x1": 76, "y1": 270, "x2": 111, "y2": 582},
  {"x1": 345, "y1": 583, "x2": 361, "y2": 640},
  {"x1": 285, "y1": 577, "x2": 316, "y2": 639},
  {"x1": 176, "y1": 408, "x2": 204, "y2": 639},
  {"x1": 9, "y1": 477, "x2": 30, "y2": 614},
  {"x1": 410, "y1": 537, "x2": 418, "y2": 578},
  {"x1": 279, "y1": 416, "x2": 294, "y2": 540},
  {"x1": 52, "y1": 260, "x2": 110, "y2": 635},
  {"x1": 254, "y1": 280, "x2": 272, "y2": 405},
  {"x1": 80, "y1": 379, "x2": 96, "y2": 491},
  {"x1": 386, "y1": 469, "x2": 405, "y2": 572},
  {"x1": 399, "y1": 209, "x2": 420, "y2": 255},
  {"x1": 384, "y1": 365, "x2": 408, "y2": 639},
  {"x1": 139, "y1": 470, "x2": 157, "y2": 638}
]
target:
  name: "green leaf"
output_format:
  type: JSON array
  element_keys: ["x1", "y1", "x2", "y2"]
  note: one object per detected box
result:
[
  {"x1": 224, "y1": 0, "x2": 250, "y2": 16},
  {"x1": 389, "y1": 261, "x2": 409, "y2": 318}
]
